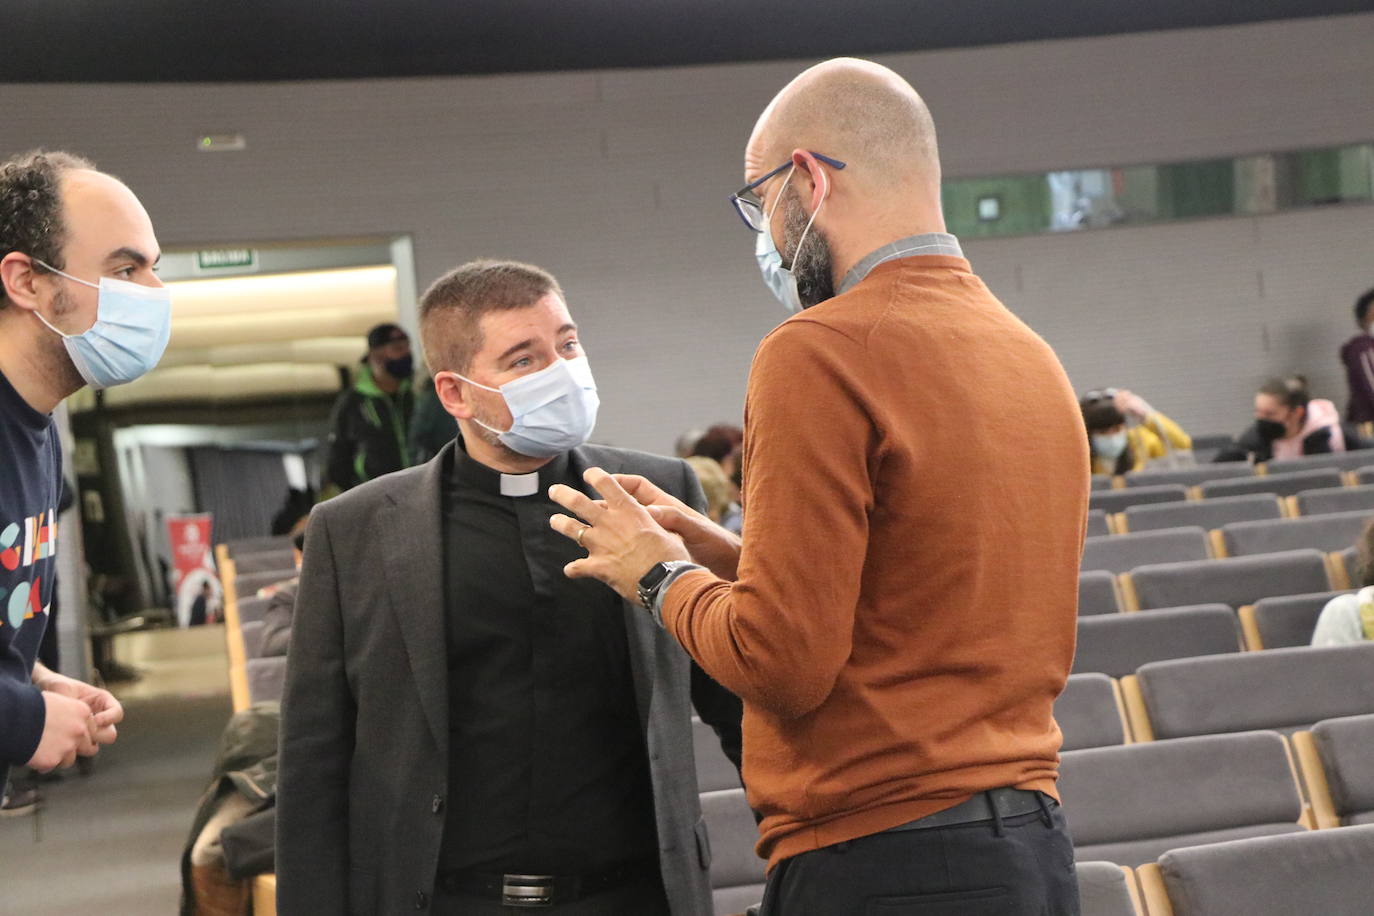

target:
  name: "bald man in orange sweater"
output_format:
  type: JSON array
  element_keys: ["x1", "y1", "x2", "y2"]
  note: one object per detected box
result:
[{"x1": 551, "y1": 58, "x2": 1088, "y2": 915}]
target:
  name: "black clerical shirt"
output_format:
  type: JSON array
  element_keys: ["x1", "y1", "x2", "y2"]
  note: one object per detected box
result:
[{"x1": 437, "y1": 444, "x2": 658, "y2": 875}]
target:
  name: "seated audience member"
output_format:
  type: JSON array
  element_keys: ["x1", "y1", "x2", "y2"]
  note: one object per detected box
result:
[
  {"x1": 684, "y1": 456, "x2": 732, "y2": 524},
  {"x1": 1340, "y1": 288, "x2": 1374, "y2": 424},
  {"x1": 1081, "y1": 388, "x2": 1191, "y2": 475},
  {"x1": 1313, "y1": 521, "x2": 1374, "y2": 646},
  {"x1": 259, "y1": 525, "x2": 306, "y2": 659},
  {"x1": 673, "y1": 428, "x2": 704, "y2": 460},
  {"x1": 1216, "y1": 376, "x2": 1352, "y2": 463}
]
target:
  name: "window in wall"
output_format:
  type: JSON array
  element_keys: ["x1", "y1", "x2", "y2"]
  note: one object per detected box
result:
[{"x1": 941, "y1": 141, "x2": 1374, "y2": 239}]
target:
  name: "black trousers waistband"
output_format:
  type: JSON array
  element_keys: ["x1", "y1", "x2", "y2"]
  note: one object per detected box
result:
[{"x1": 884, "y1": 787, "x2": 1054, "y2": 834}]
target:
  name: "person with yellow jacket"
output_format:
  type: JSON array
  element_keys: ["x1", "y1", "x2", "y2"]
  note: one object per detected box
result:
[{"x1": 1081, "y1": 388, "x2": 1191, "y2": 476}]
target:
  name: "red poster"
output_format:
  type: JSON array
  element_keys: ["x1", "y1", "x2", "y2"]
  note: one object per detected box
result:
[{"x1": 168, "y1": 514, "x2": 220, "y2": 627}]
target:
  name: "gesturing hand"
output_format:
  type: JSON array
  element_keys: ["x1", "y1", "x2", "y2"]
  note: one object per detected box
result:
[
  {"x1": 549, "y1": 467, "x2": 691, "y2": 604},
  {"x1": 33, "y1": 669, "x2": 123, "y2": 747},
  {"x1": 611, "y1": 474, "x2": 742, "y2": 581}
]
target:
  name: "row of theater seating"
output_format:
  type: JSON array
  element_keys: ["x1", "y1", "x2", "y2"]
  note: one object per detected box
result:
[
  {"x1": 1090, "y1": 443, "x2": 1374, "y2": 493},
  {"x1": 1089, "y1": 483, "x2": 1374, "y2": 537}
]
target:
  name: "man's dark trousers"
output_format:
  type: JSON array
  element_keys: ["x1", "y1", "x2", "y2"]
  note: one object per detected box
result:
[{"x1": 759, "y1": 799, "x2": 1080, "y2": 915}]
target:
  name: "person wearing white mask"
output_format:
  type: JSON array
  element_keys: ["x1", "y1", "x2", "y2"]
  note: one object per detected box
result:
[
  {"x1": 0, "y1": 150, "x2": 163, "y2": 812},
  {"x1": 277, "y1": 259, "x2": 743, "y2": 915},
  {"x1": 1080, "y1": 388, "x2": 1192, "y2": 476}
]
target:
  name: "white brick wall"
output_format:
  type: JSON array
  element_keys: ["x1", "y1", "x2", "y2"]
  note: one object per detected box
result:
[{"x1": 5, "y1": 13, "x2": 1373, "y2": 450}]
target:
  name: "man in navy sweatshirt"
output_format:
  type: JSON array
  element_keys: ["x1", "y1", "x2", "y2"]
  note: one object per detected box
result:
[{"x1": 0, "y1": 149, "x2": 171, "y2": 794}]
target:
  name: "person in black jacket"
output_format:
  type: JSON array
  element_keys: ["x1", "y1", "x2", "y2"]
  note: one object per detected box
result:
[
  {"x1": 325, "y1": 323, "x2": 416, "y2": 491},
  {"x1": 1215, "y1": 376, "x2": 1364, "y2": 463}
]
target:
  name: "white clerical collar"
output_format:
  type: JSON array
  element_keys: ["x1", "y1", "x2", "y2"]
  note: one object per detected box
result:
[{"x1": 499, "y1": 472, "x2": 541, "y2": 498}]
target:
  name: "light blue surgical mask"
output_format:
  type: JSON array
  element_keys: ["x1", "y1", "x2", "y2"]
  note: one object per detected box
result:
[
  {"x1": 1092, "y1": 431, "x2": 1128, "y2": 458},
  {"x1": 753, "y1": 165, "x2": 827, "y2": 314},
  {"x1": 457, "y1": 355, "x2": 599, "y2": 458},
  {"x1": 31, "y1": 259, "x2": 172, "y2": 390},
  {"x1": 755, "y1": 229, "x2": 802, "y2": 316}
]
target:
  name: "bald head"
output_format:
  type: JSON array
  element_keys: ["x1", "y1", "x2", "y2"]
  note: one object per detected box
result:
[{"x1": 747, "y1": 58, "x2": 940, "y2": 191}]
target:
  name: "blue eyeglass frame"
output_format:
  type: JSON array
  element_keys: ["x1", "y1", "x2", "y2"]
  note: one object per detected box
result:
[{"x1": 729, "y1": 152, "x2": 847, "y2": 231}]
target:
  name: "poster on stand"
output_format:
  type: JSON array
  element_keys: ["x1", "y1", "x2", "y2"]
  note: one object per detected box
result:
[{"x1": 168, "y1": 514, "x2": 220, "y2": 627}]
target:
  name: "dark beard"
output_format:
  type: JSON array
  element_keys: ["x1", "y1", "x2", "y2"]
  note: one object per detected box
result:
[
  {"x1": 42, "y1": 283, "x2": 88, "y2": 393},
  {"x1": 782, "y1": 187, "x2": 836, "y2": 309}
]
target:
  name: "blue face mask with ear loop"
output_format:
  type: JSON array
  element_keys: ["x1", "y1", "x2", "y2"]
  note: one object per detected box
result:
[
  {"x1": 753, "y1": 165, "x2": 828, "y2": 314},
  {"x1": 29, "y1": 258, "x2": 172, "y2": 390},
  {"x1": 454, "y1": 355, "x2": 600, "y2": 459}
]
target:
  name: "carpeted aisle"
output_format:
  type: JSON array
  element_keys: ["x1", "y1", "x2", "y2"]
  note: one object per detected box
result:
[{"x1": 0, "y1": 693, "x2": 230, "y2": 914}]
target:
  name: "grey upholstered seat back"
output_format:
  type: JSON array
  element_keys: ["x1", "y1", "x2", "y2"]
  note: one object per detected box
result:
[
  {"x1": 1136, "y1": 643, "x2": 1374, "y2": 738},
  {"x1": 1073, "y1": 604, "x2": 1240, "y2": 678},
  {"x1": 1129, "y1": 549, "x2": 1329, "y2": 611},
  {"x1": 1056, "y1": 673, "x2": 1127, "y2": 751},
  {"x1": 1122, "y1": 494, "x2": 1280, "y2": 533}
]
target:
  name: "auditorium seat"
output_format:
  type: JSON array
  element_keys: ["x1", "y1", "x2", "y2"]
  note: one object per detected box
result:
[
  {"x1": 1058, "y1": 731, "x2": 1305, "y2": 867},
  {"x1": 1122, "y1": 464, "x2": 1252, "y2": 489},
  {"x1": 1080, "y1": 527, "x2": 1210, "y2": 574},
  {"x1": 240, "y1": 619, "x2": 266, "y2": 659},
  {"x1": 1216, "y1": 510, "x2": 1372, "y2": 558},
  {"x1": 1122, "y1": 644, "x2": 1374, "y2": 740},
  {"x1": 1291, "y1": 483, "x2": 1374, "y2": 517},
  {"x1": 1121, "y1": 549, "x2": 1331, "y2": 612},
  {"x1": 700, "y1": 788, "x2": 765, "y2": 916},
  {"x1": 234, "y1": 570, "x2": 296, "y2": 601},
  {"x1": 1292, "y1": 714, "x2": 1374, "y2": 829},
  {"x1": 1137, "y1": 825, "x2": 1374, "y2": 916},
  {"x1": 246, "y1": 656, "x2": 287, "y2": 705},
  {"x1": 1266, "y1": 451, "x2": 1374, "y2": 476},
  {"x1": 1335, "y1": 546, "x2": 1359, "y2": 589},
  {"x1": 1057, "y1": 673, "x2": 1130, "y2": 751},
  {"x1": 1073, "y1": 605, "x2": 1240, "y2": 678},
  {"x1": 232, "y1": 549, "x2": 297, "y2": 574},
  {"x1": 223, "y1": 536, "x2": 292, "y2": 558},
  {"x1": 1090, "y1": 485, "x2": 1188, "y2": 515},
  {"x1": 1355, "y1": 466, "x2": 1374, "y2": 486},
  {"x1": 1199, "y1": 469, "x2": 1344, "y2": 500},
  {"x1": 692, "y1": 717, "x2": 742, "y2": 792},
  {"x1": 1120, "y1": 493, "x2": 1281, "y2": 534},
  {"x1": 1086, "y1": 509, "x2": 1111, "y2": 538},
  {"x1": 1079, "y1": 570, "x2": 1122, "y2": 616},
  {"x1": 1092, "y1": 474, "x2": 1115, "y2": 491},
  {"x1": 1238, "y1": 591, "x2": 1351, "y2": 649},
  {"x1": 1075, "y1": 861, "x2": 1144, "y2": 916},
  {"x1": 237, "y1": 595, "x2": 271, "y2": 626}
]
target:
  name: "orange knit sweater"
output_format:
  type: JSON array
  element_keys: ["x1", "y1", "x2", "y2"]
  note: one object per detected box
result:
[{"x1": 662, "y1": 255, "x2": 1088, "y2": 868}]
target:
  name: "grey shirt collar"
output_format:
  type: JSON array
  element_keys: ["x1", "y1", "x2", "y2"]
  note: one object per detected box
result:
[{"x1": 837, "y1": 233, "x2": 964, "y2": 296}]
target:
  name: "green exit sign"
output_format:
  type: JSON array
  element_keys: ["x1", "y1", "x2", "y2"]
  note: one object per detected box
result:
[{"x1": 196, "y1": 248, "x2": 256, "y2": 270}]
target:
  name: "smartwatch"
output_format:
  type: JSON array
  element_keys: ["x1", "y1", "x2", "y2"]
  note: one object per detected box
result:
[{"x1": 637, "y1": 560, "x2": 699, "y2": 612}]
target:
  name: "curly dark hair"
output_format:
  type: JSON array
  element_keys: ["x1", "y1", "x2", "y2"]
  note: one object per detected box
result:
[{"x1": 0, "y1": 149, "x2": 96, "y2": 309}]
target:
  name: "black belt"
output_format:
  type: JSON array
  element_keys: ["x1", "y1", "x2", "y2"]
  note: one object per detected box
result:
[
  {"x1": 884, "y1": 787, "x2": 1052, "y2": 833},
  {"x1": 435, "y1": 857, "x2": 658, "y2": 908}
]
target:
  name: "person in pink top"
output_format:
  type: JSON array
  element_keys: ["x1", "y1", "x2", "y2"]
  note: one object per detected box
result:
[{"x1": 1215, "y1": 376, "x2": 1355, "y2": 463}]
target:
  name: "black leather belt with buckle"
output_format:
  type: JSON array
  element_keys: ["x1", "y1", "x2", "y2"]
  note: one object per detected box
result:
[
  {"x1": 435, "y1": 857, "x2": 657, "y2": 908},
  {"x1": 884, "y1": 787, "x2": 1052, "y2": 833}
]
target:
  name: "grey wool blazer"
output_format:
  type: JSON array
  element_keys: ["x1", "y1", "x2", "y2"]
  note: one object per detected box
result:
[{"x1": 276, "y1": 441, "x2": 744, "y2": 915}]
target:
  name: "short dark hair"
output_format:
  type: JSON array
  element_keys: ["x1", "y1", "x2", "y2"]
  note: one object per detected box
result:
[
  {"x1": 1258, "y1": 376, "x2": 1309, "y2": 411},
  {"x1": 418, "y1": 259, "x2": 563, "y2": 374},
  {"x1": 1082, "y1": 402, "x2": 1125, "y2": 433},
  {"x1": 0, "y1": 149, "x2": 96, "y2": 310},
  {"x1": 691, "y1": 424, "x2": 744, "y2": 463},
  {"x1": 1356, "y1": 288, "x2": 1374, "y2": 327}
]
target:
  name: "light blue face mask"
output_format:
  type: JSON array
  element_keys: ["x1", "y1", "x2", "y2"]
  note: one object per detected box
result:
[
  {"x1": 31, "y1": 259, "x2": 172, "y2": 390},
  {"x1": 752, "y1": 165, "x2": 827, "y2": 314},
  {"x1": 1092, "y1": 431, "x2": 1128, "y2": 458},
  {"x1": 457, "y1": 355, "x2": 600, "y2": 458}
]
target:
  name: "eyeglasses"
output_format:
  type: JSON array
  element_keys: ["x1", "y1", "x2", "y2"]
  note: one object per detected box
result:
[
  {"x1": 729, "y1": 152, "x2": 847, "y2": 232},
  {"x1": 1082, "y1": 388, "x2": 1118, "y2": 403}
]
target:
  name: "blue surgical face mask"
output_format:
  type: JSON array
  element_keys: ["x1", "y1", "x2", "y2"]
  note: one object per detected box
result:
[
  {"x1": 31, "y1": 259, "x2": 172, "y2": 390},
  {"x1": 753, "y1": 165, "x2": 827, "y2": 314},
  {"x1": 1092, "y1": 431, "x2": 1128, "y2": 458},
  {"x1": 456, "y1": 355, "x2": 599, "y2": 458}
]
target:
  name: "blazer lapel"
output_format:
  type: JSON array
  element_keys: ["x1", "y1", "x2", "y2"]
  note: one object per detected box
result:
[{"x1": 383, "y1": 443, "x2": 452, "y2": 760}]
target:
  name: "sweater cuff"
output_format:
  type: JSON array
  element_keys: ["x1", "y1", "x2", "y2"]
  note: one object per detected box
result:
[
  {"x1": 659, "y1": 568, "x2": 717, "y2": 637},
  {"x1": 0, "y1": 679, "x2": 46, "y2": 766}
]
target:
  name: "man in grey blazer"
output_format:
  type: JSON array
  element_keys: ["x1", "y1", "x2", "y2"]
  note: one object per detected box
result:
[{"x1": 277, "y1": 259, "x2": 743, "y2": 915}]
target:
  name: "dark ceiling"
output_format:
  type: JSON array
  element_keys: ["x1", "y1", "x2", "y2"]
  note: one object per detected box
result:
[{"x1": 4, "y1": 0, "x2": 1371, "y2": 83}]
